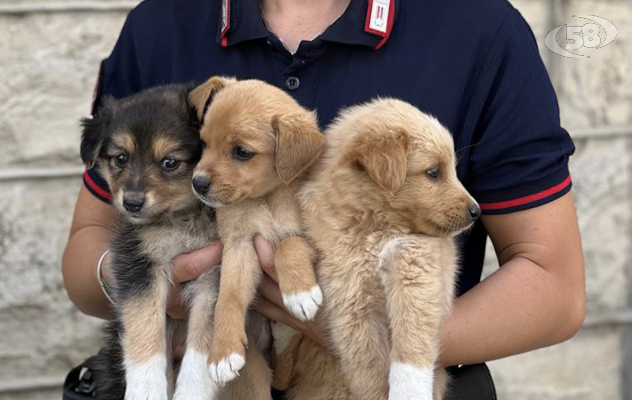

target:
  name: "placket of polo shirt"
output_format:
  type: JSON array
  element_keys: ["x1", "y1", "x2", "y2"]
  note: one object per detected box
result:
[
  {"x1": 214, "y1": 0, "x2": 397, "y2": 107},
  {"x1": 272, "y1": 39, "x2": 327, "y2": 106}
]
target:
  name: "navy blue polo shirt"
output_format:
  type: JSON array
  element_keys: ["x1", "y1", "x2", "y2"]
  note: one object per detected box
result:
[{"x1": 85, "y1": 0, "x2": 575, "y2": 296}]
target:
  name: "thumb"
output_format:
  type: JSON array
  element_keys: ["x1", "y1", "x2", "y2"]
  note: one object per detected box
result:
[
  {"x1": 172, "y1": 241, "x2": 222, "y2": 283},
  {"x1": 254, "y1": 235, "x2": 277, "y2": 282}
]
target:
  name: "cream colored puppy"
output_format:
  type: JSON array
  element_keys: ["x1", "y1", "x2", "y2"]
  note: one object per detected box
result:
[
  {"x1": 275, "y1": 98, "x2": 481, "y2": 400},
  {"x1": 189, "y1": 77, "x2": 326, "y2": 386}
]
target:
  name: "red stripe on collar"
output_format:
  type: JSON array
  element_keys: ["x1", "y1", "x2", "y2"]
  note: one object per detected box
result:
[
  {"x1": 364, "y1": 0, "x2": 395, "y2": 49},
  {"x1": 221, "y1": 0, "x2": 231, "y2": 47}
]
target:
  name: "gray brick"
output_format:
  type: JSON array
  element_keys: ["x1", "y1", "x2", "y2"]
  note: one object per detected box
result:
[
  {"x1": 556, "y1": 1, "x2": 632, "y2": 129},
  {"x1": 0, "y1": 12, "x2": 128, "y2": 169},
  {"x1": 489, "y1": 326, "x2": 622, "y2": 400}
]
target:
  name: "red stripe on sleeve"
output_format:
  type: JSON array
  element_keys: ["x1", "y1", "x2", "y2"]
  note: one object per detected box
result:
[
  {"x1": 84, "y1": 170, "x2": 113, "y2": 201},
  {"x1": 479, "y1": 175, "x2": 572, "y2": 211}
]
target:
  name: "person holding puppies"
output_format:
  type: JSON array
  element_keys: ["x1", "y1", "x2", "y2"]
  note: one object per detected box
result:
[{"x1": 62, "y1": 0, "x2": 585, "y2": 398}]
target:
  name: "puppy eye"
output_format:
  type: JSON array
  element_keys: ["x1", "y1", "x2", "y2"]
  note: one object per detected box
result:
[
  {"x1": 161, "y1": 157, "x2": 180, "y2": 171},
  {"x1": 232, "y1": 146, "x2": 255, "y2": 161},
  {"x1": 427, "y1": 168, "x2": 440, "y2": 179},
  {"x1": 114, "y1": 154, "x2": 128, "y2": 167}
]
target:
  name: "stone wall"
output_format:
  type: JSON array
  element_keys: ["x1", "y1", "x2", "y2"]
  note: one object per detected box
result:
[
  {"x1": 0, "y1": 2, "x2": 132, "y2": 398},
  {"x1": 0, "y1": 0, "x2": 630, "y2": 398},
  {"x1": 483, "y1": 1, "x2": 632, "y2": 400}
]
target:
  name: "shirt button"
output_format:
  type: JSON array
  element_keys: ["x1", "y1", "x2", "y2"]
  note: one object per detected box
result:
[{"x1": 285, "y1": 76, "x2": 300, "y2": 91}]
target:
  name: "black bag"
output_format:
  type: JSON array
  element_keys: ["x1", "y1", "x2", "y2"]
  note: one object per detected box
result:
[
  {"x1": 64, "y1": 357, "x2": 496, "y2": 400},
  {"x1": 446, "y1": 364, "x2": 497, "y2": 400},
  {"x1": 63, "y1": 356, "x2": 99, "y2": 399}
]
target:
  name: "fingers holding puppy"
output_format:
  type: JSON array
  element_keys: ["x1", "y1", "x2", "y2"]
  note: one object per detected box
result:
[
  {"x1": 167, "y1": 241, "x2": 222, "y2": 319},
  {"x1": 254, "y1": 235, "x2": 277, "y2": 282},
  {"x1": 172, "y1": 241, "x2": 223, "y2": 283},
  {"x1": 255, "y1": 234, "x2": 322, "y2": 321},
  {"x1": 167, "y1": 237, "x2": 265, "y2": 319},
  {"x1": 256, "y1": 272, "x2": 329, "y2": 349},
  {"x1": 275, "y1": 236, "x2": 322, "y2": 321}
]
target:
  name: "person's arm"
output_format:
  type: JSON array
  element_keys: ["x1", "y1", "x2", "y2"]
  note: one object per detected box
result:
[
  {"x1": 438, "y1": 190, "x2": 585, "y2": 366},
  {"x1": 62, "y1": 185, "x2": 117, "y2": 319},
  {"x1": 254, "y1": 191, "x2": 585, "y2": 365},
  {"x1": 62, "y1": 185, "x2": 223, "y2": 320}
]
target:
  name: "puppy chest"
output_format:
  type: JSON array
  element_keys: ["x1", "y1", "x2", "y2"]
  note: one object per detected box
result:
[
  {"x1": 317, "y1": 235, "x2": 406, "y2": 297},
  {"x1": 219, "y1": 200, "x2": 300, "y2": 244},
  {"x1": 319, "y1": 248, "x2": 383, "y2": 295},
  {"x1": 139, "y1": 220, "x2": 217, "y2": 266}
]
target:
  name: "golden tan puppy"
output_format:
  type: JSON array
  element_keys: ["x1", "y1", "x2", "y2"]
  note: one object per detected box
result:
[
  {"x1": 188, "y1": 77, "x2": 326, "y2": 385},
  {"x1": 277, "y1": 98, "x2": 481, "y2": 400}
]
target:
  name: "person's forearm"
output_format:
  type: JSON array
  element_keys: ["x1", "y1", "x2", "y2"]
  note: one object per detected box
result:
[
  {"x1": 438, "y1": 256, "x2": 585, "y2": 367},
  {"x1": 62, "y1": 225, "x2": 114, "y2": 319}
]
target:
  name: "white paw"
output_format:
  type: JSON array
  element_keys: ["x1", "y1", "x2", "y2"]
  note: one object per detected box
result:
[
  {"x1": 209, "y1": 352, "x2": 245, "y2": 385},
  {"x1": 388, "y1": 362, "x2": 433, "y2": 400},
  {"x1": 282, "y1": 286, "x2": 323, "y2": 321},
  {"x1": 124, "y1": 355, "x2": 169, "y2": 400},
  {"x1": 271, "y1": 322, "x2": 299, "y2": 353},
  {"x1": 174, "y1": 349, "x2": 219, "y2": 400}
]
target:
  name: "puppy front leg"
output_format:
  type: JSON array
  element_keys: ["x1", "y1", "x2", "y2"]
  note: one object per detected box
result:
[
  {"x1": 173, "y1": 268, "x2": 221, "y2": 400},
  {"x1": 275, "y1": 236, "x2": 322, "y2": 321},
  {"x1": 327, "y1": 295, "x2": 390, "y2": 400},
  {"x1": 210, "y1": 238, "x2": 262, "y2": 385},
  {"x1": 119, "y1": 271, "x2": 170, "y2": 400},
  {"x1": 380, "y1": 238, "x2": 456, "y2": 400}
]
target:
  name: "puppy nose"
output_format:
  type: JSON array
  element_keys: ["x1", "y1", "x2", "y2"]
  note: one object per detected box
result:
[
  {"x1": 192, "y1": 176, "x2": 211, "y2": 195},
  {"x1": 123, "y1": 195, "x2": 145, "y2": 212},
  {"x1": 469, "y1": 205, "x2": 481, "y2": 220}
]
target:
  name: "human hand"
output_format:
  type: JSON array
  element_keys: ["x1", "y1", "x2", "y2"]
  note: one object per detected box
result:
[
  {"x1": 252, "y1": 235, "x2": 329, "y2": 348},
  {"x1": 168, "y1": 241, "x2": 223, "y2": 319}
]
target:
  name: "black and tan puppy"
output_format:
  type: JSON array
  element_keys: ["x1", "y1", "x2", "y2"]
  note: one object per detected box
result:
[{"x1": 80, "y1": 85, "x2": 271, "y2": 400}]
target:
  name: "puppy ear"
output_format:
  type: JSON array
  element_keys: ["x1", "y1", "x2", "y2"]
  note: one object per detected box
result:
[
  {"x1": 272, "y1": 111, "x2": 325, "y2": 184},
  {"x1": 188, "y1": 76, "x2": 235, "y2": 122},
  {"x1": 80, "y1": 98, "x2": 114, "y2": 168},
  {"x1": 352, "y1": 129, "x2": 409, "y2": 193}
]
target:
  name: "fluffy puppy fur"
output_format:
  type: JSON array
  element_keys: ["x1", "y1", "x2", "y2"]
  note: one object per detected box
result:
[
  {"x1": 275, "y1": 98, "x2": 481, "y2": 400},
  {"x1": 188, "y1": 77, "x2": 325, "y2": 386},
  {"x1": 80, "y1": 85, "x2": 271, "y2": 400}
]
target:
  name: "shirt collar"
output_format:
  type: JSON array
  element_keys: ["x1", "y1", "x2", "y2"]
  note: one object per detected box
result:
[
  {"x1": 215, "y1": 0, "x2": 269, "y2": 47},
  {"x1": 216, "y1": 0, "x2": 399, "y2": 50}
]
